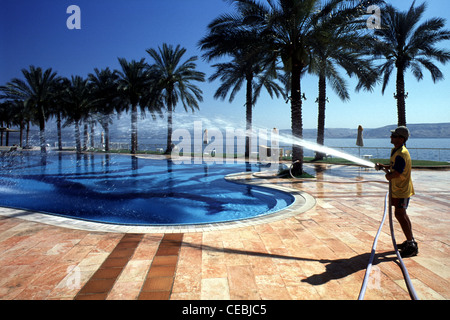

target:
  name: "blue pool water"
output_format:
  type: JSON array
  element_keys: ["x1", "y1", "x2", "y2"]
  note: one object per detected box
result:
[{"x1": 0, "y1": 153, "x2": 294, "y2": 226}]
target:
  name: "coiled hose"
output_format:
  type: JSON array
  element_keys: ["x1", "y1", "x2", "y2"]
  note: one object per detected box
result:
[
  {"x1": 358, "y1": 190, "x2": 389, "y2": 300},
  {"x1": 385, "y1": 181, "x2": 420, "y2": 300},
  {"x1": 288, "y1": 161, "x2": 420, "y2": 300}
]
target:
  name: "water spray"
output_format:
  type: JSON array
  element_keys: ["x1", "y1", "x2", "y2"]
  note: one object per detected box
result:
[
  {"x1": 261, "y1": 130, "x2": 377, "y2": 169},
  {"x1": 113, "y1": 116, "x2": 419, "y2": 299}
]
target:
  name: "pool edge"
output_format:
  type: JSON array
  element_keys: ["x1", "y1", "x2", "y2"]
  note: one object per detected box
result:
[{"x1": 0, "y1": 171, "x2": 316, "y2": 234}]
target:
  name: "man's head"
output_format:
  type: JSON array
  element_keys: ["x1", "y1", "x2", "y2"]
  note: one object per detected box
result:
[{"x1": 390, "y1": 126, "x2": 410, "y2": 146}]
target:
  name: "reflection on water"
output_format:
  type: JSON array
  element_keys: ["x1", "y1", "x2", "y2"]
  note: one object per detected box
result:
[{"x1": 0, "y1": 153, "x2": 294, "y2": 226}]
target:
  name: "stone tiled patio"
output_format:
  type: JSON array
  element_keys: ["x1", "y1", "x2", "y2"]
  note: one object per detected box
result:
[{"x1": 0, "y1": 163, "x2": 448, "y2": 300}]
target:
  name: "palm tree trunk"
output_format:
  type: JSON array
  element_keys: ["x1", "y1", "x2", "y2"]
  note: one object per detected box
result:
[
  {"x1": 57, "y1": 112, "x2": 63, "y2": 151},
  {"x1": 396, "y1": 67, "x2": 407, "y2": 127},
  {"x1": 245, "y1": 73, "x2": 253, "y2": 160},
  {"x1": 99, "y1": 115, "x2": 110, "y2": 152},
  {"x1": 104, "y1": 121, "x2": 110, "y2": 152},
  {"x1": 290, "y1": 66, "x2": 303, "y2": 175},
  {"x1": 83, "y1": 122, "x2": 88, "y2": 151},
  {"x1": 19, "y1": 120, "x2": 24, "y2": 148},
  {"x1": 90, "y1": 123, "x2": 95, "y2": 149},
  {"x1": 131, "y1": 104, "x2": 138, "y2": 154},
  {"x1": 26, "y1": 121, "x2": 30, "y2": 148},
  {"x1": 75, "y1": 120, "x2": 82, "y2": 153},
  {"x1": 315, "y1": 73, "x2": 327, "y2": 160},
  {"x1": 0, "y1": 121, "x2": 3, "y2": 146},
  {"x1": 38, "y1": 105, "x2": 46, "y2": 153},
  {"x1": 166, "y1": 100, "x2": 173, "y2": 154}
]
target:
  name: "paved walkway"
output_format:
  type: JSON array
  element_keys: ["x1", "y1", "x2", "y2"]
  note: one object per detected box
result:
[{"x1": 0, "y1": 164, "x2": 448, "y2": 300}]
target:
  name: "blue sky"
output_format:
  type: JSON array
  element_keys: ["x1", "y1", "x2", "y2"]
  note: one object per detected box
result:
[{"x1": 1, "y1": 0, "x2": 449, "y2": 131}]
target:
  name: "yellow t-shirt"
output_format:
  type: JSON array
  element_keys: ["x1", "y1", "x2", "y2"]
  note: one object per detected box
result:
[{"x1": 390, "y1": 145, "x2": 415, "y2": 198}]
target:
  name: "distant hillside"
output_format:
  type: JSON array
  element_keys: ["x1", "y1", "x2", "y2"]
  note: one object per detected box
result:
[
  {"x1": 5, "y1": 122, "x2": 449, "y2": 147},
  {"x1": 364, "y1": 123, "x2": 450, "y2": 139},
  {"x1": 282, "y1": 123, "x2": 450, "y2": 139}
]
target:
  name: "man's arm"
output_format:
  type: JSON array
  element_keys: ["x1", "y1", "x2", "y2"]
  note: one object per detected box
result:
[
  {"x1": 375, "y1": 163, "x2": 389, "y2": 170},
  {"x1": 385, "y1": 170, "x2": 401, "y2": 181},
  {"x1": 376, "y1": 155, "x2": 405, "y2": 181}
]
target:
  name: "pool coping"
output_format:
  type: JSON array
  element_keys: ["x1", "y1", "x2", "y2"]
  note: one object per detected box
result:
[{"x1": 0, "y1": 171, "x2": 316, "y2": 234}]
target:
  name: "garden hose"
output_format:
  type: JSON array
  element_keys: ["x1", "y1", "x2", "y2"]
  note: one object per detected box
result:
[
  {"x1": 288, "y1": 161, "x2": 420, "y2": 300},
  {"x1": 386, "y1": 180, "x2": 420, "y2": 300},
  {"x1": 358, "y1": 190, "x2": 389, "y2": 300}
]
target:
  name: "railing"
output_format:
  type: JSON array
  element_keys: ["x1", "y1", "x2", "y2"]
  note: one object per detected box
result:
[
  {"x1": 304, "y1": 146, "x2": 450, "y2": 163},
  {"x1": 54, "y1": 142, "x2": 450, "y2": 163},
  {"x1": 55, "y1": 142, "x2": 167, "y2": 153}
]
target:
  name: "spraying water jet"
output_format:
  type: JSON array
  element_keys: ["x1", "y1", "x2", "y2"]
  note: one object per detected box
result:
[
  {"x1": 271, "y1": 130, "x2": 376, "y2": 169},
  {"x1": 169, "y1": 117, "x2": 377, "y2": 171}
]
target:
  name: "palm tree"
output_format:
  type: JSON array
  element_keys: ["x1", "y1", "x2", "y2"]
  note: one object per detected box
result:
[
  {"x1": 1, "y1": 100, "x2": 28, "y2": 147},
  {"x1": 372, "y1": 1, "x2": 450, "y2": 126},
  {"x1": 0, "y1": 66, "x2": 61, "y2": 152},
  {"x1": 229, "y1": 0, "x2": 327, "y2": 174},
  {"x1": 200, "y1": 13, "x2": 285, "y2": 159},
  {"x1": 0, "y1": 102, "x2": 6, "y2": 145},
  {"x1": 116, "y1": 58, "x2": 151, "y2": 154},
  {"x1": 0, "y1": 99, "x2": 33, "y2": 148},
  {"x1": 54, "y1": 105, "x2": 65, "y2": 151},
  {"x1": 146, "y1": 44, "x2": 205, "y2": 154},
  {"x1": 88, "y1": 67, "x2": 120, "y2": 152},
  {"x1": 209, "y1": 57, "x2": 285, "y2": 158},
  {"x1": 308, "y1": 1, "x2": 378, "y2": 160},
  {"x1": 0, "y1": 101, "x2": 13, "y2": 146},
  {"x1": 228, "y1": 0, "x2": 383, "y2": 173},
  {"x1": 50, "y1": 78, "x2": 71, "y2": 151},
  {"x1": 62, "y1": 76, "x2": 96, "y2": 153}
]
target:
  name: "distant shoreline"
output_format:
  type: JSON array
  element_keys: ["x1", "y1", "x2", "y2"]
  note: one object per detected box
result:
[
  {"x1": 3, "y1": 122, "x2": 449, "y2": 142},
  {"x1": 284, "y1": 123, "x2": 450, "y2": 139}
]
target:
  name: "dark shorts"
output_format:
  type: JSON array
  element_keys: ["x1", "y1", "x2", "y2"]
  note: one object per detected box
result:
[{"x1": 391, "y1": 197, "x2": 410, "y2": 209}]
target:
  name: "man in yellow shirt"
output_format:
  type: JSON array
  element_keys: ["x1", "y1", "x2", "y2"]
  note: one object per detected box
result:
[{"x1": 376, "y1": 126, "x2": 417, "y2": 257}]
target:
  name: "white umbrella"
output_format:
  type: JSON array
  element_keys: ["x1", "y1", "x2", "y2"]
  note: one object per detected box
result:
[
  {"x1": 356, "y1": 125, "x2": 364, "y2": 147},
  {"x1": 356, "y1": 125, "x2": 364, "y2": 158},
  {"x1": 203, "y1": 129, "x2": 208, "y2": 144}
]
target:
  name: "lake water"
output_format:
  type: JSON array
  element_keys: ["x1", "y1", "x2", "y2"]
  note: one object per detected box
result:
[
  {"x1": 5, "y1": 132, "x2": 450, "y2": 162},
  {"x1": 137, "y1": 137, "x2": 450, "y2": 162},
  {"x1": 307, "y1": 138, "x2": 450, "y2": 162}
]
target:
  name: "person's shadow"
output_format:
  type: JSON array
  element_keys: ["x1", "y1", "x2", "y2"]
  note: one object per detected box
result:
[
  {"x1": 184, "y1": 241, "x2": 398, "y2": 286},
  {"x1": 300, "y1": 251, "x2": 397, "y2": 285}
]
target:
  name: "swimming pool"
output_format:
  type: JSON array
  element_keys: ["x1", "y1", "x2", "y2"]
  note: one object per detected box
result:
[{"x1": 0, "y1": 153, "x2": 294, "y2": 226}]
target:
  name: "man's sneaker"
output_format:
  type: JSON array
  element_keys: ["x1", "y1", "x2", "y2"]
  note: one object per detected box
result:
[
  {"x1": 400, "y1": 241, "x2": 418, "y2": 258},
  {"x1": 397, "y1": 241, "x2": 408, "y2": 251}
]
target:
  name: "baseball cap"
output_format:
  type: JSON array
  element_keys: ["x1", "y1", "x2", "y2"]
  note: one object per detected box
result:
[{"x1": 390, "y1": 126, "x2": 410, "y2": 141}]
